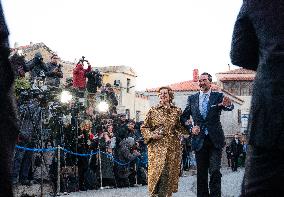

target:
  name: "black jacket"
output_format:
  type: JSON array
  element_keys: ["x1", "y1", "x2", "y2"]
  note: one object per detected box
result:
[
  {"x1": 85, "y1": 71, "x2": 102, "y2": 93},
  {"x1": 230, "y1": 140, "x2": 243, "y2": 157},
  {"x1": 45, "y1": 62, "x2": 63, "y2": 87},
  {"x1": 0, "y1": 2, "x2": 19, "y2": 195},
  {"x1": 181, "y1": 91, "x2": 234, "y2": 151},
  {"x1": 25, "y1": 59, "x2": 48, "y2": 81},
  {"x1": 230, "y1": 0, "x2": 284, "y2": 150}
]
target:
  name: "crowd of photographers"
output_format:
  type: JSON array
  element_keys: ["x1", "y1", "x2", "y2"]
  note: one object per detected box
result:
[{"x1": 10, "y1": 51, "x2": 149, "y2": 193}]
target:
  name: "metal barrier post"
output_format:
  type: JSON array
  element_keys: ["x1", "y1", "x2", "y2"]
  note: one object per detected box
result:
[
  {"x1": 98, "y1": 149, "x2": 104, "y2": 189},
  {"x1": 57, "y1": 146, "x2": 61, "y2": 196},
  {"x1": 134, "y1": 162, "x2": 141, "y2": 187}
]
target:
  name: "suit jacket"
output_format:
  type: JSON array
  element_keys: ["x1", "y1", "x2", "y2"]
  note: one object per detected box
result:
[
  {"x1": 230, "y1": 140, "x2": 243, "y2": 157},
  {"x1": 181, "y1": 91, "x2": 234, "y2": 151},
  {"x1": 230, "y1": 0, "x2": 284, "y2": 150}
]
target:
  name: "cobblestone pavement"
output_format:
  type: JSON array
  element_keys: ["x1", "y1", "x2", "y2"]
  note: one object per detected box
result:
[
  {"x1": 64, "y1": 168, "x2": 244, "y2": 197},
  {"x1": 13, "y1": 168, "x2": 244, "y2": 196}
]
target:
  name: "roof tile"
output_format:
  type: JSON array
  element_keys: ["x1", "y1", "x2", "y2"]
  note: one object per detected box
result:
[
  {"x1": 146, "y1": 80, "x2": 220, "y2": 92},
  {"x1": 219, "y1": 75, "x2": 255, "y2": 81},
  {"x1": 217, "y1": 68, "x2": 256, "y2": 74}
]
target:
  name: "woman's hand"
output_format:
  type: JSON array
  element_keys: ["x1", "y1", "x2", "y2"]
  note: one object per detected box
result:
[
  {"x1": 152, "y1": 133, "x2": 163, "y2": 140},
  {"x1": 154, "y1": 125, "x2": 164, "y2": 136}
]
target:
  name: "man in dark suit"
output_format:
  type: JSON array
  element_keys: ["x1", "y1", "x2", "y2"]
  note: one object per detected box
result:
[
  {"x1": 181, "y1": 72, "x2": 234, "y2": 197},
  {"x1": 230, "y1": 0, "x2": 284, "y2": 196},
  {"x1": 229, "y1": 134, "x2": 243, "y2": 172},
  {"x1": 0, "y1": 1, "x2": 19, "y2": 196},
  {"x1": 225, "y1": 143, "x2": 232, "y2": 168}
]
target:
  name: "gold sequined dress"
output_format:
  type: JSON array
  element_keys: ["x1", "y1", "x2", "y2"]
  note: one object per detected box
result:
[{"x1": 141, "y1": 104, "x2": 188, "y2": 196}]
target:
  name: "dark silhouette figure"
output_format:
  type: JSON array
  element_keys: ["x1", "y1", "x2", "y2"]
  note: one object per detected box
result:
[
  {"x1": 0, "y1": 1, "x2": 19, "y2": 196},
  {"x1": 229, "y1": 135, "x2": 243, "y2": 172},
  {"x1": 231, "y1": 0, "x2": 284, "y2": 196}
]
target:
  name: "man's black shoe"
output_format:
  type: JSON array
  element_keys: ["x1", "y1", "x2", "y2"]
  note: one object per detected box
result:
[{"x1": 21, "y1": 180, "x2": 31, "y2": 186}]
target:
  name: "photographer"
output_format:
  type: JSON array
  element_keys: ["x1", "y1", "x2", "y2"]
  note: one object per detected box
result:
[
  {"x1": 134, "y1": 121, "x2": 147, "y2": 158},
  {"x1": 114, "y1": 114, "x2": 129, "y2": 147},
  {"x1": 94, "y1": 123, "x2": 116, "y2": 188},
  {"x1": 9, "y1": 51, "x2": 26, "y2": 78},
  {"x1": 77, "y1": 120, "x2": 96, "y2": 191},
  {"x1": 45, "y1": 54, "x2": 63, "y2": 87},
  {"x1": 85, "y1": 68, "x2": 102, "y2": 93},
  {"x1": 12, "y1": 95, "x2": 41, "y2": 185},
  {"x1": 115, "y1": 137, "x2": 141, "y2": 188},
  {"x1": 25, "y1": 52, "x2": 48, "y2": 81},
  {"x1": 73, "y1": 57, "x2": 91, "y2": 90}
]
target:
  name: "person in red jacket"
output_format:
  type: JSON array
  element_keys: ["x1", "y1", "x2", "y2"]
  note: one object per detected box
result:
[{"x1": 73, "y1": 59, "x2": 91, "y2": 90}]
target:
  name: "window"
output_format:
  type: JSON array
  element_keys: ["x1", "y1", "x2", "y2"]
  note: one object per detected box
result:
[
  {"x1": 127, "y1": 78, "x2": 131, "y2": 93},
  {"x1": 223, "y1": 82, "x2": 239, "y2": 95},
  {"x1": 240, "y1": 81, "x2": 251, "y2": 96},
  {"x1": 238, "y1": 109, "x2": 241, "y2": 123},
  {"x1": 114, "y1": 80, "x2": 120, "y2": 87}
]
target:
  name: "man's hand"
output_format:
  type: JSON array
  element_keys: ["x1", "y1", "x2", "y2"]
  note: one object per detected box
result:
[
  {"x1": 192, "y1": 126, "x2": 200, "y2": 135},
  {"x1": 218, "y1": 96, "x2": 232, "y2": 107},
  {"x1": 222, "y1": 96, "x2": 232, "y2": 107}
]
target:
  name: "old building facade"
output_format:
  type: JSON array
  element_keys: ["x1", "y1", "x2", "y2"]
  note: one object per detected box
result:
[
  {"x1": 97, "y1": 65, "x2": 150, "y2": 121},
  {"x1": 216, "y1": 68, "x2": 256, "y2": 134}
]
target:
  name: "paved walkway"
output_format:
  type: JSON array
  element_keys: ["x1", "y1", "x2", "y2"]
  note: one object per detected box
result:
[{"x1": 65, "y1": 168, "x2": 244, "y2": 197}]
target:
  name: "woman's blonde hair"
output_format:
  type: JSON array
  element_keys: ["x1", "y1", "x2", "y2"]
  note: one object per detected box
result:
[{"x1": 158, "y1": 86, "x2": 174, "y2": 103}]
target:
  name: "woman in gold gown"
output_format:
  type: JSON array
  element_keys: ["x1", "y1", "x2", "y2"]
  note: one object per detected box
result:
[{"x1": 141, "y1": 87, "x2": 188, "y2": 197}]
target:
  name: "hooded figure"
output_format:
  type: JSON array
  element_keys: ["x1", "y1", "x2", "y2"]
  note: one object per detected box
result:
[
  {"x1": 115, "y1": 137, "x2": 140, "y2": 187},
  {"x1": 25, "y1": 52, "x2": 48, "y2": 81}
]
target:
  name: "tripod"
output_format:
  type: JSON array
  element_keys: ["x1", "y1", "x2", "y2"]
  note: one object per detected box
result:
[
  {"x1": 51, "y1": 107, "x2": 71, "y2": 196},
  {"x1": 71, "y1": 107, "x2": 80, "y2": 191},
  {"x1": 19, "y1": 99, "x2": 51, "y2": 197},
  {"x1": 53, "y1": 105, "x2": 82, "y2": 195},
  {"x1": 13, "y1": 101, "x2": 36, "y2": 186}
]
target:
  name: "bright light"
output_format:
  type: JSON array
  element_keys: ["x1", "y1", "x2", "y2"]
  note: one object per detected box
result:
[
  {"x1": 98, "y1": 101, "x2": 109, "y2": 113},
  {"x1": 17, "y1": 49, "x2": 23, "y2": 56},
  {"x1": 60, "y1": 90, "x2": 73, "y2": 103}
]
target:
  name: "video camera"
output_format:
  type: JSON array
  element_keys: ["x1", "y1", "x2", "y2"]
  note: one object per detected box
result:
[
  {"x1": 79, "y1": 56, "x2": 90, "y2": 69},
  {"x1": 49, "y1": 101, "x2": 68, "y2": 115},
  {"x1": 80, "y1": 56, "x2": 88, "y2": 63}
]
